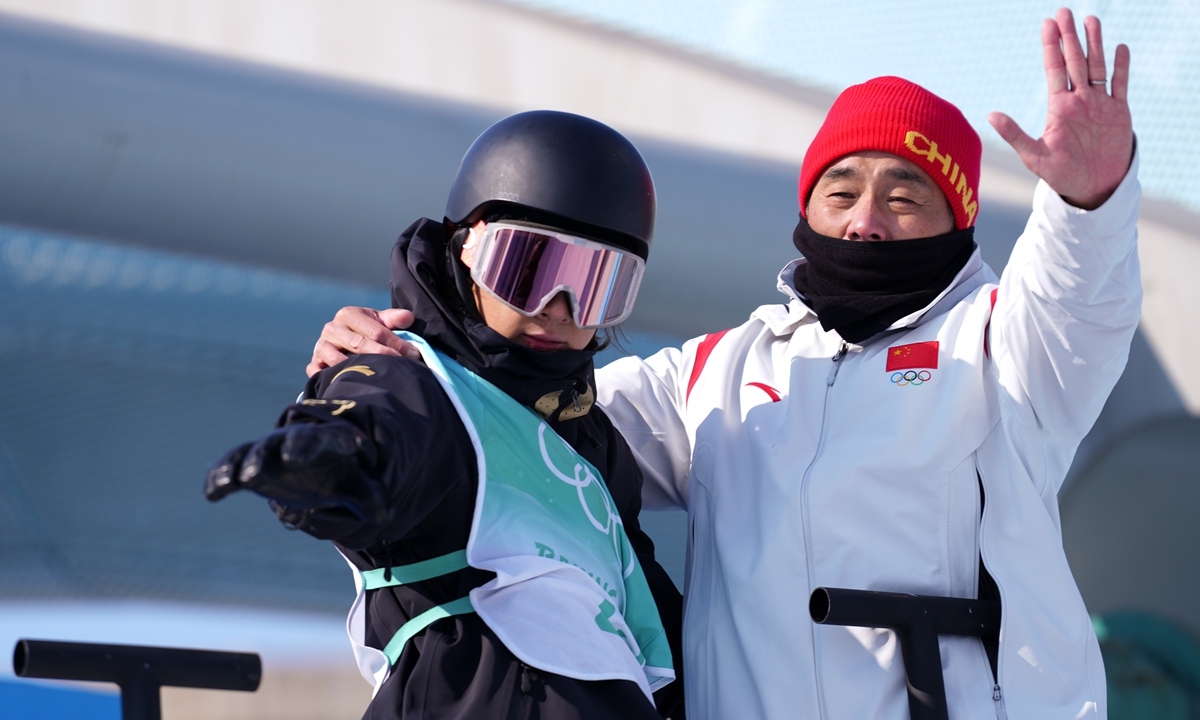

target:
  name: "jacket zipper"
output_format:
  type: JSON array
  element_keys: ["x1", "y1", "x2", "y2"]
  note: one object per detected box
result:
[
  {"x1": 517, "y1": 662, "x2": 537, "y2": 719},
  {"x1": 993, "y1": 683, "x2": 1007, "y2": 718},
  {"x1": 801, "y1": 341, "x2": 850, "y2": 720},
  {"x1": 826, "y1": 343, "x2": 849, "y2": 386},
  {"x1": 977, "y1": 467, "x2": 1009, "y2": 720}
]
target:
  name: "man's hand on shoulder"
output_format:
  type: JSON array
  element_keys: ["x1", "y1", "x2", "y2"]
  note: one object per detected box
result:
[
  {"x1": 307, "y1": 306, "x2": 419, "y2": 377},
  {"x1": 987, "y1": 8, "x2": 1133, "y2": 210}
]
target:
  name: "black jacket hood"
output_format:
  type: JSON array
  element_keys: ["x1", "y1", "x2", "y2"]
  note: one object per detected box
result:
[{"x1": 390, "y1": 218, "x2": 598, "y2": 416}]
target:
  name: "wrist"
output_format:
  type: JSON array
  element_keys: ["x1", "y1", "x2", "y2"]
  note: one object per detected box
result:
[
  {"x1": 1060, "y1": 134, "x2": 1137, "y2": 211},
  {"x1": 1060, "y1": 189, "x2": 1114, "y2": 211}
]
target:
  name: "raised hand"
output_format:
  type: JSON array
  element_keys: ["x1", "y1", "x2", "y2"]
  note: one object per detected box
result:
[{"x1": 988, "y1": 8, "x2": 1133, "y2": 209}]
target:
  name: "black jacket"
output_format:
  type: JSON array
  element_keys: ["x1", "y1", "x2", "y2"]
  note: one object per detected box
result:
[{"x1": 284, "y1": 219, "x2": 684, "y2": 720}]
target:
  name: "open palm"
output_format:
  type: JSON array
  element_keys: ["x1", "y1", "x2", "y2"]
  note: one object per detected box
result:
[{"x1": 988, "y1": 8, "x2": 1133, "y2": 209}]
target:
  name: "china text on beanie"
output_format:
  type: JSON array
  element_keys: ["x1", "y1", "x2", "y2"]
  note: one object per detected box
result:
[{"x1": 798, "y1": 76, "x2": 983, "y2": 229}]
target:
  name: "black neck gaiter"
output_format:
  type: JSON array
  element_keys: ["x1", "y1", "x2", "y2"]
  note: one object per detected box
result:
[{"x1": 791, "y1": 215, "x2": 976, "y2": 343}]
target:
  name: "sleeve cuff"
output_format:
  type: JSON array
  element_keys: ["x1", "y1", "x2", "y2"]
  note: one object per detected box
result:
[{"x1": 1033, "y1": 145, "x2": 1141, "y2": 262}]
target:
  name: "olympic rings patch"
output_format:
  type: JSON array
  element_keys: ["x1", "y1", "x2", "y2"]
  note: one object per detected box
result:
[{"x1": 890, "y1": 370, "x2": 933, "y2": 386}]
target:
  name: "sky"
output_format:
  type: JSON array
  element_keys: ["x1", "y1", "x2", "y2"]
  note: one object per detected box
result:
[{"x1": 512, "y1": 0, "x2": 1200, "y2": 213}]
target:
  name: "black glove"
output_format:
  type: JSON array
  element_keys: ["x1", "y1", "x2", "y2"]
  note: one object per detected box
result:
[{"x1": 205, "y1": 423, "x2": 388, "y2": 526}]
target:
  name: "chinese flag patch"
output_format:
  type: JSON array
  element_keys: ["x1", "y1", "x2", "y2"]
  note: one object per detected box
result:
[{"x1": 886, "y1": 341, "x2": 939, "y2": 371}]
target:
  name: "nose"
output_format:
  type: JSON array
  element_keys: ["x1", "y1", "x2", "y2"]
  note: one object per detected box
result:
[
  {"x1": 844, "y1": 198, "x2": 890, "y2": 242},
  {"x1": 540, "y1": 292, "x2": 574, "y2": 323}
]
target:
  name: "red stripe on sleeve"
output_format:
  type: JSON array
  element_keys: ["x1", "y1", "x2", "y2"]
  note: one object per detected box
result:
[
  {"x1": 686, "y1": 329, "x2": 731, "y2": 403},
  {"x1": 984, "y1": 287, "x2": 998, "y2": 359}
]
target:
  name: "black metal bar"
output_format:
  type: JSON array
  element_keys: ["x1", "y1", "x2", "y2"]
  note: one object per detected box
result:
[
  {"x1": 121, "y1": 672, "x2": 161, "y2": 720},
  {"x1": 810, "y1": 588, "x2": 1000, "y2": 720},
  {"x1": 13, "y1": 639, "x2": 261, "y2": 720}
]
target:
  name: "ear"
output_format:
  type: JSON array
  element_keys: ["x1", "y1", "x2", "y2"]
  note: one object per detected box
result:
[{"x1": 460, "y1": 220, "x2": 487, "y2": 270}]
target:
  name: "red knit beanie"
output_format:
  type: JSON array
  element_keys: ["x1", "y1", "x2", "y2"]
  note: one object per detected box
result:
[{"x1": 799, "y1": 76, "x2": 982, "y2": 229}]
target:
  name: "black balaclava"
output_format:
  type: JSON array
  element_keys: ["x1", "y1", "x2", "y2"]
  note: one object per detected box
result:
[{"x1": 791, "y1": 215, "x2": 976, "y2": 344}]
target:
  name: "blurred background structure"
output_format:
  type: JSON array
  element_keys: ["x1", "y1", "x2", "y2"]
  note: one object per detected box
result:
[{"x1": 0, "y1": 1, "x2": 1197, "y2": 717}]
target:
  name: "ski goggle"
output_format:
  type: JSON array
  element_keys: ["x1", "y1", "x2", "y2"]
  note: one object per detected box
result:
[{"x1": 468, "y1": 222, "x2": 646, "y2": 329}]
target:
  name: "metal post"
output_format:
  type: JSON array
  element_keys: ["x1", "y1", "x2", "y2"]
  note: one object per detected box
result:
[
  {"x1": 13, "y1": 639, "x2": 261, "y2": 720},
  {"x1": 810, "y1": 588, "x2": 1000, "y2": 720},
  {"x1": 120, "y1": 672, "x2": 161, "y2": 720}
]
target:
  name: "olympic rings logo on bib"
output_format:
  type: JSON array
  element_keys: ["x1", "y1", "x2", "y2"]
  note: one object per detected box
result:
[
  {"x1": 538, "y1": 424, "x2": 633, "y2": 575},
  {"x1": 891, "y1": 370, "x2": 933, "y2": 386}
]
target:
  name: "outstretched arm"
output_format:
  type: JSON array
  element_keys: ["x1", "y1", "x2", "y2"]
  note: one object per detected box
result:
[
  {"x1": 209, "y1": 355, "x2": 477, "y2": 548},
  {"x1": 988, "y1": 8, "x2": 1133, "y2": 209}
]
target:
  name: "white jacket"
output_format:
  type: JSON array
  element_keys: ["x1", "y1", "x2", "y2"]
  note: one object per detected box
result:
[{"x1": 596, "y1": 155, "x2": 1142, "y2": 720}]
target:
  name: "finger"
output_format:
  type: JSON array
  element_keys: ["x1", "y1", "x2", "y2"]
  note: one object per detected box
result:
[
  {"x1": 323, "y1": 319, "x2": 403, "y2": 357},
  {"x1": 1041, "y1": 18, "x2": 1068, "y2": 94},
  {"x1": 372, "y1": 309, "x2": 422, "y2": 359},
  {"x1": 305, "y1": 357, "x2": 328, "y2": 378},
  {"x1": 1084, "y1": 15, "x2": 1106, "y2": 86},
  {"x1": 378, "y1": 308, "x2": 415, "y2": 330},
  {"x1": 988, "y1": 112, "x2": 1042, "y2": 169},
  {"x1": 333, "y1": 306, "x2": 385, "y2": 340},
  {"x1": 205, "y1": 442, "x2": 253, "y2": 501},
  {"x1": 313, "y1": 337, "x2": 352, "y2": 368},
  {"x1": 238, "y1": 431, "x2": 286, "y2": 490},
  {"x1": 335, "y1": 307, "x2": 411, "y2": 356},
  {"x1": 1056, "y1": 8, "x2": 1088, "y2": 91},
  {"x1": 311, "y1": 337, "x2": 352, "y2": 371},
  {"x1": 1111, "y1": 43, "x2": 1130, "y2": 102}
]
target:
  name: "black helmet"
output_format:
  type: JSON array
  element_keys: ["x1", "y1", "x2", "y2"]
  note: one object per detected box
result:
[{"x1": 445, "y1": 110, "x2": 655, "y2": 261}]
